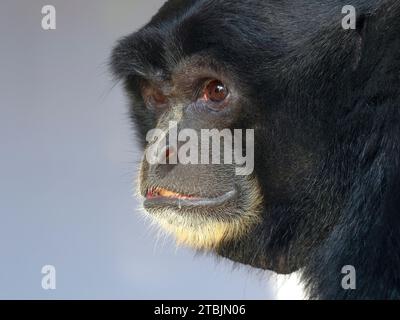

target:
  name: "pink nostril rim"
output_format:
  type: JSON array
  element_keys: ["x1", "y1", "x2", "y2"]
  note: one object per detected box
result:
[
  {"x1": 158, "y1": 146, "x2": 176, "y2": 164},
  {"x1": 165, "y1": 146, "x2": 177, "y2": 163},
  {"x1": 165, "y1": 147, "x2": 171, "y2": 160}
]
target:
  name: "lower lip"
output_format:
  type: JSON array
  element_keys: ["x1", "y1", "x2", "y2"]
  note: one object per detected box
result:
[{"x1": 144, "y1": 189, "x2": 237, "y2": 209}]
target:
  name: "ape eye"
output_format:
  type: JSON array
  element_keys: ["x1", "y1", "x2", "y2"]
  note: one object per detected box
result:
[
  {"x1": 203, "y1": 80, "x2": 229, "y2": 102},
  {"x1": 151, "y1": 90, "x2": 167, "y2": 105},
  {"x1": 141, "y1": 84, "x2": 168, "y2": 110}
]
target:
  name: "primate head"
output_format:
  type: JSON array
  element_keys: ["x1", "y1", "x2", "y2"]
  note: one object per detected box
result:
[{"x1": 111, "y1": 0, "x2": 400, "y2": 299}]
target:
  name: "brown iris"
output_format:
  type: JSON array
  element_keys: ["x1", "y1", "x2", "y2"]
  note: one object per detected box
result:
[{"x1": 204, "y1": 80, "x2": 229, "y2": 102}]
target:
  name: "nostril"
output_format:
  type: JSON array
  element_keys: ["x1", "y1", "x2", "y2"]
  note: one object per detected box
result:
[
  {"x1": 157, "y1": 145, "x2": 177, "y2": 165},
  {"x1": 165, "y1": 147, "x2": 171, "y2": 160},
  {"x1": 166, "y1": 146, "x2": 177, "y2": 164}
]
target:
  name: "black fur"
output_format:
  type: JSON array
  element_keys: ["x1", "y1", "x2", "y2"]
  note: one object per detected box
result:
[{"x1": 111, "y1": 0, "x2": 400, "y2": 299}]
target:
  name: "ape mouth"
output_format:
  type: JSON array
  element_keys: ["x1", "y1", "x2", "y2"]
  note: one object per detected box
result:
[
  {"x1": 144, "y1": 187, "x2": 237, "y2": 209},
  {"x1": 146, "y1": 187, "x2": 198, "y2": 200}
]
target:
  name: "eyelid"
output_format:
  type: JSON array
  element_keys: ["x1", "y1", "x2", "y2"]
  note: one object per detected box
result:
[
  {"x1": 194, "y1": 84, "x2": 205, "y2": 101},
  {"x1": 195, "y1": 78, "x2": 220, "y2": 101},
  {"x1": 190, "y1": 78, "x2": 207, "y2": 101}
]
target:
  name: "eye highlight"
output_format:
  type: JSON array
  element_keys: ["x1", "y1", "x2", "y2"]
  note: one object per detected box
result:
[{"x1": 203, "y1": 80, "x2": 229, "y2": 102}]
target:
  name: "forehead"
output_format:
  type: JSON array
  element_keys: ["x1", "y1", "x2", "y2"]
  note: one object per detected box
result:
[
  {"x1": 110, "y1": 0, "x2": 280, "y2": 82},
  {"x1": 111, "y1": 24, "x2": 228, "y2": 80}
]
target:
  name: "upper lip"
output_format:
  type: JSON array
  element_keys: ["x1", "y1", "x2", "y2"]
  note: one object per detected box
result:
[
  {"x1": 146, "y1": 187, "x2": 198, "y2": 200},
  {"x1": 144, "y1": 186, "x2": 237, "y2": 208}
]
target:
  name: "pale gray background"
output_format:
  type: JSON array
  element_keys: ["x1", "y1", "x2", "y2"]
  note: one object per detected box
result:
[{"x1": 0, "y1": 0, "x2": 280, "y2": 299}]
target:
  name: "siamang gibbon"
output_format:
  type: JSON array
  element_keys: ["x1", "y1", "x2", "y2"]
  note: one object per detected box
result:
[{"x1": 111, "y1": 0, "x2": 400, "y2": 299}]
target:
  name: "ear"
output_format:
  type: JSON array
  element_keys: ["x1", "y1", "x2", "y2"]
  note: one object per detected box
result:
[
  {"x1": 352, "y1": 14, "x2": 368, "y2": 70},
  {"x1": 352, "y1": 0, "x2": 400, "y2": 70}
]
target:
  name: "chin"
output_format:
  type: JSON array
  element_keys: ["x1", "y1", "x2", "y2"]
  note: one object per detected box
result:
[{"x1": 140, "y1": 173, "x2": 264, "y2": 250}]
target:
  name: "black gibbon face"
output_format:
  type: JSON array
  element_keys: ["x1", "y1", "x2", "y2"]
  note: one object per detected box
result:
[
  {"x1": 111, "y1": 1, "x2": 328, "y2": 274},
  {"x1": 136, "y1": 58, "x2": 264, "y2": 251}
]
